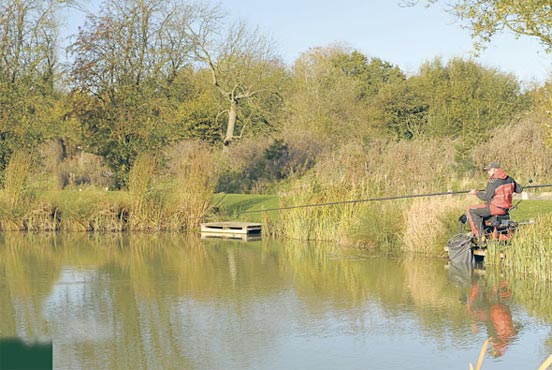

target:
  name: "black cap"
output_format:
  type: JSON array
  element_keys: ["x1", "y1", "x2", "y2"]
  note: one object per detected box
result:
[{"x1": 483, "y1": 162, "x2": 500, "y2": 170}]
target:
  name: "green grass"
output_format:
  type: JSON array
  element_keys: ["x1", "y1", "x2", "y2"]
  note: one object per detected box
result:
[
  {"x1": 509, "y1": 200, "x2": 552, "y2": 220},
  {"x1": 212, "y1": 193, "x2": 280, "y2": 223},
  {"x1": 211, "y1": 195, "x2": 552, "y2": 239}
]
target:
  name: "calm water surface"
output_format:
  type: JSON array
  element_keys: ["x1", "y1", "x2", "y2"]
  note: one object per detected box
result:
[{"x1": 0, "y1": 234, "x2": 551, "y2": 370}]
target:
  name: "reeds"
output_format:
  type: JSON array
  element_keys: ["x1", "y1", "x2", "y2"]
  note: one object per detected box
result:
[
  {"x1": 272, "y1": 173, "x2": 374, "y2": 244},
  {"x1": 470, "y1": 338, "x2": 490, "y2": 370},
  {"x1": 2, "y1": 151, "x2": 34, "y2": 207},
  {"x1": 538, "y1": 354, "x2": 552, "y2": 370},
  {"x1": 163, "y1": 141, "x2": 219, "y2": 231},
  {"x1": 402, "y1": 196, "x2": 472, "y2": 255},
  {"x1": 468, "y1": 339, "x2": 552, "y2": 370},
  {"x1": 124, "y1": 142, "x2": 220, "y2": 231},
  {"x1": 0, "y1": 141, "x2": 220, "y2": 232},
  {"x1": 272, "y1": 138, "x2": 460, "y2": 248},
  {"x1": 488, "y1": 214, "x2": 552, "y2": 281},
  {"x1": 128, "y1": 153, "x2": 158, "y2": 230},
  {"x1": 472, "y1": 113, "x2": 552, "y2": 183}
]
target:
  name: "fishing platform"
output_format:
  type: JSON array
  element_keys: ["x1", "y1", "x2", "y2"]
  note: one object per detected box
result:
[{"x1": 200, "y1": 222, "x2": 262, "y2": 241}]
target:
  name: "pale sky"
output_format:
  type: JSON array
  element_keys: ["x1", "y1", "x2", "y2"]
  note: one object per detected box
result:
[
  {"x1": 62, "y1": 0, "x2": 551, "y2": 84},
  {"x1": 222, "y1": 0, "x2": 550, "y2": 84}
]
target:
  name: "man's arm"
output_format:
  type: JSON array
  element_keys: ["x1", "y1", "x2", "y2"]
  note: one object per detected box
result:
[
  {"x1": 514, "y1": 180, "x2": 523, "y2": 193},
  {"x1": 476, "y1": 179, "x2": 497, "y2": 203}
]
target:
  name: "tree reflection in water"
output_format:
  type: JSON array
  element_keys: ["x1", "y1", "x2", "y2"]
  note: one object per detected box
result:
[{"x1": 0, "y1": 234, "x2": 550, "y2": 369}]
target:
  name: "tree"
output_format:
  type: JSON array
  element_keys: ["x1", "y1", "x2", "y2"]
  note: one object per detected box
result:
[
  {"x1": 0, "y1": 0, "x2": 67, "y2": 181},
  {"x1": 408, "y1": 0, "x2": 552, "y2": 53},
  {"x1": 416, "y1": 58, "x2": 526, "y2": 138},
  {"x1": 368, "y1": 81, "x2": 429, "y2": 139},
  {"x1": 284, "y1": 45, "x2": 370, "y2": 143},
  {"x1": 409, "y1": 0, "x2": 552, "y2": 146},
  {"x1": 68, "y1": 0, "x2": 198, "y2": 186},
  {"x1": 333, "y1": 51, "x2": 406, "y2": 100},
  {"x1": 364, "y1": 56, "x2": 528, "y2": 150},
  {"x1": 183, "y1": 4, "x2": 287, "y2": 145}
]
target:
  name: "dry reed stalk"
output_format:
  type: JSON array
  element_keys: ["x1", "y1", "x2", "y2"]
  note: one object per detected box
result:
[
  {"x1": 403, "y1": 196, "x2": 472, "y2": 255},
  {"x1": 127, "y1": 153, "x2": 157, "y2": 230},
  {"x1": 469, "y1": 338, "x2": 490, "y2": 370},
  {"x1": 0, "y1": 217, "x2": 23, "y2": 231},
  {"x1": 538, "y1": 354, "x2": 552, "y2": 370},
  {"x1": 23, "y1": 203, "x2": 60, "y2": 232},
  {"x1": 89, "y1": 202, "x2": 127, "y2": 232},
  {"x1": 165, "y1": 141, "x2": 219, "y2": 231},
  {"x1": 3, "y1": 151, "x2": 34, "y2": 207}
]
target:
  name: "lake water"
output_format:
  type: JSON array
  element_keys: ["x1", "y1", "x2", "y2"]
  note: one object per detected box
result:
[{"x1": 0, "y1": 234, "x2": 550, "y2": 370}]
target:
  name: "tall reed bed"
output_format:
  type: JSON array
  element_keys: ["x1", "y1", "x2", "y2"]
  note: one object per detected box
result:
[
  {"x1": 272, "y1": 174, "x2": 373, "y2": 245},
  {"x1": 0, "y1": 189, "x2": 130, "y2": 232},
  {"x1": 487, "y1": 214, "x2": 552, "y2": 281},
  {"x1": 0, "y1": 151, "x2": 34, "y2": 230},
  {"x1": 127, "y1": 153, "x2": 158, "y2": 230},
  {"x1": 402, "y1": 196, "x2": 472, "y2": 255},
  {"x1": 0, "y1": 141, "x2": 220, "y2": 232},
  {"x1": 55, "y1": 190, "x2": 130, "y2": 232},
  {"x1": 272, "y1": 139, "x2": 460, "y2": 250},
  {"x1": 2, "y1": 151, "x2": 34, "y2": 207},
  {"x1": 351, "y1": 201, "x2": 407, "y2": 251},
  {"x1": 162, "y1": 141, "x2": 220, "y2": 231},
  {"x1": 122, "y1": 141, "x2": 220, "y2": 231}
]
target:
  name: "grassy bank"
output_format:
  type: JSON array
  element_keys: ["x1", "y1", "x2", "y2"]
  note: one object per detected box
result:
[
  {"x1": 2, "y1": 186, "x2": 552, "y2": 283},
  {"x1": 215, "y1": 192, "x2": 552, "y2": 251},
  {"x1": 0, "y1": 143, "x2": 220, "y2": 232},
  {"x1": 1, "y1": 140, "x2": 552, "y2": 274},
  {"x1": 0, "y1": 187, "x2": 217, "y2": 232},
  {"x1": 2, "y1": 186, "x2": 551, "y2": 237}
]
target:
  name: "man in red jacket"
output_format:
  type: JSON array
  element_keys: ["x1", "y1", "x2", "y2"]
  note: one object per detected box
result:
[{"x1": 466, "y1": 162, "x2": 523, "y2": 240}]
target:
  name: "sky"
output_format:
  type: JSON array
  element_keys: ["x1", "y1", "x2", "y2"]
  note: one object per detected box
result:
[
  {"x1": 220, "y1": 0, "x2": 550, "y2": 84},
  {"x1": 62, "y1": 0, "x2": 551, "y2": 84}
]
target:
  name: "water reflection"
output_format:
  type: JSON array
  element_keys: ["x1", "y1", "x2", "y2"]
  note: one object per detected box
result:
[
  {"x1": 448, "y1": 263, "x2": 519, "y2": 358},
  {"x1": 0, "y1": 234, "x2": 550, "y2": 370}
]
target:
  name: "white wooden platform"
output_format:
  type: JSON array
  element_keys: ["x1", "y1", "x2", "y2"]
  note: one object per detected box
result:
[
  {"x1": 200, "y1": 222, "x2": 262, "y2": 239},
  {"x1": 200, "y1": 233, "x2": 261, "y2": 241}
]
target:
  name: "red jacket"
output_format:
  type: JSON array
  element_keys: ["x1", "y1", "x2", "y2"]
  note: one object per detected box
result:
[{"x1": 476, "y1": 168, "x2": 523, "y2": 215}]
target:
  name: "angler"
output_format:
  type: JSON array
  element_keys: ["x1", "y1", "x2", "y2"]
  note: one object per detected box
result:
[{"x1": 465, "y1": 162, "x2": 523, "y2": 243}]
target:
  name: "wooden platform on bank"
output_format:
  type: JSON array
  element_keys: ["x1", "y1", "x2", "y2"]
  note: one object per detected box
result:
[{"x1": 200, "y1": 222, "x2": 262, "y2": 240}]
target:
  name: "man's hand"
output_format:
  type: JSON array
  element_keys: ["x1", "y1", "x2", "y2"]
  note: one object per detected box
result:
[{"x1": 469, "y1": 189, "x2": 478, "y2": 195}]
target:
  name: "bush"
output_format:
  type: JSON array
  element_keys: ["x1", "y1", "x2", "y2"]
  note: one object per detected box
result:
[{"x1": 472, "y1": 112, "x2": 552, "y2": 184}]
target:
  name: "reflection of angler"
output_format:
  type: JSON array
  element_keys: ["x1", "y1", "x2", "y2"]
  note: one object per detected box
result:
[
  {"x1": 465, "y1": 280, "x2": 518, "y2": 358},
  {"x1": 489, "y1": 303, "x2": 515, "y2": 357}
]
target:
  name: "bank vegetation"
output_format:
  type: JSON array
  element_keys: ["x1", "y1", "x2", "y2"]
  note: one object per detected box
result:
[{"x1": 1, "y1": 0, "x2": 552, "y2": 278}]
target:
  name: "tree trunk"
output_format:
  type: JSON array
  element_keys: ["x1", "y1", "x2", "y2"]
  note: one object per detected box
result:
[{"x1": 224, "y1": 100, "x2": 238, "y2": 145}]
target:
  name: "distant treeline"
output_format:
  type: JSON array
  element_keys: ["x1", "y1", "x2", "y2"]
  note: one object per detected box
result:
[{"x1": 0, "y1": 0, "x2": 551, "y2": 191}]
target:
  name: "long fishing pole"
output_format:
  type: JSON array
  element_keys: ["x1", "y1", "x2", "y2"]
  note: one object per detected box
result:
[{"x1": 241, "y1": 183, "x2": 552, "y2": 214}]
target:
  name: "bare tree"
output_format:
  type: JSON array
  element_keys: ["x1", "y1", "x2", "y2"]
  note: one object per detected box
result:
[
  {"x1": 184, "y1": 4, "x2": 286, "y2": 145},
  {"x1": 69, "y1": 0, "x2": 195, "y2": 99}
]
